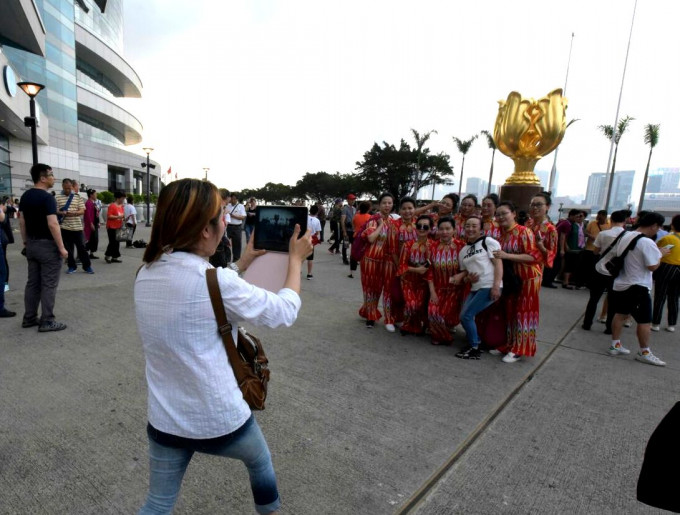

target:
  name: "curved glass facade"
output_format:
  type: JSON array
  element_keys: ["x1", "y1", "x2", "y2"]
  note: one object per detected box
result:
[{"x1": 74, "y1": 0, "x2": 123, "y2": 52}]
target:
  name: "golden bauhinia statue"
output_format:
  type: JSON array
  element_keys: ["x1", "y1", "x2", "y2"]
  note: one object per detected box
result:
[{"x1": 493, "y1": 88, "x2": 568, "y2": 185}]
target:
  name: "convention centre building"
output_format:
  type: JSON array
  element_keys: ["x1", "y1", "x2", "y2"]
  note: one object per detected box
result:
[{"x1": 0, "y1": 0, "x2": 161, "y2": 200}]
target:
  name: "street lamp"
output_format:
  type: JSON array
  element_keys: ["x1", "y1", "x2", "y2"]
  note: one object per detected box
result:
[
  {"x1": 141, "y1": 147, "x2": 155, "y2": 227},
  {"x1": 17, "y1": 81, "x2": 45, "y2": 165},
  {"x1": 203, "y1": 167, "x2": 209, "y2": 181}
]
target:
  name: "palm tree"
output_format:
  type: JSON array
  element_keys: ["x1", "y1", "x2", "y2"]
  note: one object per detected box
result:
[
  {"x1": 598, "y1": 115, "x2": 634, "y2": 210},
  {"x1": 411, "y1": 128, "x2": 437, "y2": 197},
  {"x1": 480, "y1": 130, "x2": 496, "y2": 195},
  {"x1": 452, "y1": 134, "x2": 478, "y2": 197},
  {"x1": 638, "y1": 123, "x2": 660, "y2": 212}
]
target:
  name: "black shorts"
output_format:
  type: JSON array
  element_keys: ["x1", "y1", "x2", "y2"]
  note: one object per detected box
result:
[
  {"x1": 609, "y1": 285, "x2": 652, "y2": 324},
  {"x1": 307, "y1": 248, "x2": 315, "y2": 261}
]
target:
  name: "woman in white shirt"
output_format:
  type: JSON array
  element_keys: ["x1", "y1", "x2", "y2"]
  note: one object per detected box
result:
[
  {"x1": 451, "y1": 216, "x2": 503, "y2": 360},
  {"x1": 124, "y1": 194, "x2": 137, "y2": 248},
  {"x1": 135, "y1": 179, "x2": 312, "y2": 514}
]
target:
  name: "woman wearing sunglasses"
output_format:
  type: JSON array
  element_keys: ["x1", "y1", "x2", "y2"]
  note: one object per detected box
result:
[{"x1": 397, "y1": 215, "x2": 433, "y2": 336}]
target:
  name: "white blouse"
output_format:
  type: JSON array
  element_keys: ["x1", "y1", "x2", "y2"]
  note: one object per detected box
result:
[{"x1": 134, "y1": 251, "x2": 301, "y2": 438}]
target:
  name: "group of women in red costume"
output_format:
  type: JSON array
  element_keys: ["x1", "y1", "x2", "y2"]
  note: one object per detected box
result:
[{"x1": 357, "y1": 190, "x2": 558, "y2": 363}]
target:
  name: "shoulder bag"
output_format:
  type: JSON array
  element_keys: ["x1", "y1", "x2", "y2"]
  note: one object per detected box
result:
[
  {"x1": 604, "y1": 233, "x2": 644, "y2": 278},
  {"x1": 206, "y1": 268, "x2": 269, "y2": 410}
]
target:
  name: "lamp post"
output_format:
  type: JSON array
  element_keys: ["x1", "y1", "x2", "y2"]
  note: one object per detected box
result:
[
  {"x1": 203, "y1": 167, "x2": 209, "y2": 181},
  {"x1": 141, "y1": 147, "x2": 154, "y2": 227},
  {"x1": 17, "y1": 82, "x2": 45, "y2": 165}
]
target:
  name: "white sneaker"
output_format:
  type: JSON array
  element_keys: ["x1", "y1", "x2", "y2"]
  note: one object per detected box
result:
[
  {"x1": 666, "y1": 326, "x2": 676, "y2": 333},
  {"x1": 597, "y1": 317, "x2": 607, "y2": 323},
  {"x1": 502, "y1": 352, "x2": 521, "y2": 363},
  {"x1": 608, "y1": 343, "x2": 631, "y2": 356},
  {"x1": 385, "y1": 324, "x2": 396, "y2": 333},
  {"x1": 488, "y1": 349, "x2": 502, "y2": 356},
  {"x1": 624, "y1": 320, "x2": 633, "y2": 328},
  {"x1": 651, "y1": 325, "x2": 660, "y2": 332},
  {"x1": 636, "y1": 351, "x2": 666, "y2": 366}
]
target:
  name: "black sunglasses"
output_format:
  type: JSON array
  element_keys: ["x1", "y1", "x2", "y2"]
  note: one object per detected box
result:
[{"x1": 416, "y1": 223, "x2": 430, "y2": 230}]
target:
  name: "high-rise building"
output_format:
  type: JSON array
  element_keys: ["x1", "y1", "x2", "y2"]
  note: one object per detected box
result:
[
  {"x1": 584, "y1": 171, "x2": 635, "y2": 210},
  {"x1": 646, "y1": 174, "x2": 663, "y2": 194},
  {"x1": 0, "y1": 0, "x2": 160, "y2": 200},
  {"x1": 659, "y1": 168, "x2": 680, "y2": 193},
  {"x1": 465, "y1": 177, "x2": 488, "y2": 199},
  {"x1": 535, "y1": 170, "x2": 549, "y2": 190}
]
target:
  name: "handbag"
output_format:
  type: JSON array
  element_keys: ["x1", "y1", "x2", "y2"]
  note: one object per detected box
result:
[
  {"x1": 501, "y1": 259, "x2": 522, "y2": 296},
  {"x1": 115, "y1": 225, "x2": 131, "y2": 242},
  {"x1": 604, "y1": 234, "x2": 644, "y2": 278},
  {"x1": 206, "y1": 268, "x2": 269, "y2": 410}
]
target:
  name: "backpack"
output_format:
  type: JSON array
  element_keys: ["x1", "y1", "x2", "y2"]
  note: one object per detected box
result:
[
  {"x1": 351, "y1": 214, "x2": 380, "y2": 262},
  {"x1": 604, "y1": 233, "x2": 645, "y2": 278}
]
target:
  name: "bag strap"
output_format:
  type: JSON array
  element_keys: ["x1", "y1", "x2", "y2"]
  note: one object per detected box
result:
[
  {"x1": 206, "y1": 268, "x2": 244, "y2": 384},
  {"x1": 58, "y1": 193, "x2": 75, "y2": 225},
  {"x1": 618, "y1": 233, "x2": 645, "y2": 260},
  {"x1": 600, "y1": 230, "x2": 627, "y2": 260}
]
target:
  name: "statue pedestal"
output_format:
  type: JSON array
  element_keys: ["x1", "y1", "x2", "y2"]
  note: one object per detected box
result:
[{"x1": 499, "y1": 184, "x2": 543, "y2": 214}]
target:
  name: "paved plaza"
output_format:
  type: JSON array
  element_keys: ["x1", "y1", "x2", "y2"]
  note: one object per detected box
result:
[{"x1": 0, "y1": 225, "x2": 677, "y2": 514}]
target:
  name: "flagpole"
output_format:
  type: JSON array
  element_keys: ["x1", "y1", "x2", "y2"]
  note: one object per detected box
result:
[
  {"x1": 601, "y1": 0, "x2": 638, "y2": 212},
  {"x1": 548, "y1": 32, "x2": 574, "y2": 194}
]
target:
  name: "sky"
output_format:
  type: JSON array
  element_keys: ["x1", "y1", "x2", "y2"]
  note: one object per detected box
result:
[{"x1": 120, "y1": 0, "x2": 680, "y2": 205}]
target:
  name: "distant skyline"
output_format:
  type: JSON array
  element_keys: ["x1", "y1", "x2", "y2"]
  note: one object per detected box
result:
[{"x1": 121, "y1": 0, "x2": 680, "y2": 208}]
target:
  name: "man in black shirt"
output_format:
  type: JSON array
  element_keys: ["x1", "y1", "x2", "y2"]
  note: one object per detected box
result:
[{"x1": 19, "y1": 163, "x2": 68, "y2": 332}]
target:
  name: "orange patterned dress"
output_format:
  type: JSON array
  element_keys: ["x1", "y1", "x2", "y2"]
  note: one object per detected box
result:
[
  {"x1": 498, "y1": 224, "x2": 543, "y2": 357},
  {"x1": 398, "y1": 238, "x2": 431, "y2": 334},
  {"x1": 525, "y1": 217, "x2": 558, "y2": 270}
]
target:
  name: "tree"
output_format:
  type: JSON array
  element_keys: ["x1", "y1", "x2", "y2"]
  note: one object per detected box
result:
[
  {"x1": 410, "y1": 128, "x2": 438, "y2": 197},
  {"x1": 355, "y1": 139, "x2": 453, "y2": 200},
  {"x1": 452, "y1": 134, "x2": 478, "y2": 197},
  {"x1": 257, "y1": 182, "x2": 295, "y2": 204},
  {"x1": 293, "y1": 172, "x2": 362, "y2": 203},
  {"x1": 598, "y1": 115, "x2": 634, "y2": 210},
  {"x1": 638, "y1": 123, "x2": 660, "y2": 212},
  {"x1": 480, "y1": 130, "x2": 496, "y2": 196}
]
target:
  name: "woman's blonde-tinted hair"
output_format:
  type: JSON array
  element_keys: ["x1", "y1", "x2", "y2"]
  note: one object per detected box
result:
[{"x1": 143, "y1": 179, "x2": 222, "y2": 263}]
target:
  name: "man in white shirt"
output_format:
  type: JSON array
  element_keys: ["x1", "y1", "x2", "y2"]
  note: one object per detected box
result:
[
  {"x1": 306, "y1": 205, "x2": 322, "y2": 279},
  {"x1": 227, "y1": 193, "x2": 246, "y2": 261},
  {"x1": 599, "y1": 212, "x2": 670, "y2": 366},
  {"x1": 583, "y1": 209, "x2": 628, "y2": 332}
]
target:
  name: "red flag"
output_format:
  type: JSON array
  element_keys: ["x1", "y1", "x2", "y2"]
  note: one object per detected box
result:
[{"x1": 166, "y1": 166, "x2": 172, "y2": 175}]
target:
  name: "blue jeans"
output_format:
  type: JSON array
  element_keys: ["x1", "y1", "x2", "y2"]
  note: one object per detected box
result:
[
  {"x1": 139, "y1": 416, "x2": 280, "y2": 514},
  {"x1": 460, "y1": 288, "x2": 499, "y2": 347},
  {"x1": 244, "y1": 224, "x2": 254, "y2": 244}
]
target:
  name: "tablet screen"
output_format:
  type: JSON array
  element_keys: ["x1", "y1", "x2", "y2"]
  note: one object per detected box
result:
[{"x1": 253, "y1": 206, "x2": 308, "y2": 252}]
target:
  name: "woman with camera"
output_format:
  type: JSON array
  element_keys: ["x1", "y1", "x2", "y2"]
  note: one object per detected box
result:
[{"x1": 134, "y1": 179, "x2": 312, "y2": 514}]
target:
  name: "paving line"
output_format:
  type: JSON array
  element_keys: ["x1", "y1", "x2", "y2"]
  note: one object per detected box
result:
[{"x1": 395, "y1": 315, "x2": 583, "y2": 514}]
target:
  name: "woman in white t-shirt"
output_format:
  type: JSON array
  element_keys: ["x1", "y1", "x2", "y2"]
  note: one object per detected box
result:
[
  {"x1": 124, "y1": 195, "x2": 138, "y2": 248},
  {"x1": 451, "y1": 216, "x2": 503, "y2": 360}
]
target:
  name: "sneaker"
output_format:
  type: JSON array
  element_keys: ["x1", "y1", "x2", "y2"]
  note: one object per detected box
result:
[
  {"x1": 111, "y1": 258, "x2": 122, "y2": 263},
  {"x1": 22, "y1": 319, "x2": 39, "y2": 328},
  {"x1": 624, "y1": 320, "x2": 632, "y2": 328},
  {"x1": 385, "y1": 324, "x2": 396, "y2": 333},
  {"x1": 84, "y1": 267, "x2": 95, "y2": 274},
  {"x1": 4, "y1": 283, "x2": 8, "y2": 293},
  {"x1": 105, "y1": 256, "x2": 112, "y2": 263},
  {"x1": 66, "y1": 267, "x2": 77, "y2": 274},
  {"x1": 0, "y1": 309, "x2": 16, "y2": 318},
  {"x1": 347, "y1": 274, "x2": 353, "y2": 278},
  {"x1": 597, "y1": 317, "x2": 607, "y2": 323},
  {"x1": 488, "y1": 349, "x2": 503, "y2": 356},
  {"x1": 38, "y1": 321, "x2": 67, "y2": 332},
  {"x1": 502, "y1": 352, "x2": 521, "y2": 363},
  {"x1": 456, "y1": 346, "x2": 481, "y2": 360},
  {"x1": 89, "y1": 254, "x2": 100, "y2": 259},
  {"x1": 366, "y1": 320, "x2": 375, "y2": 328},
  {"x1": 608, "y1": 343, "x2": 631, "y2": 356},
  {"x1": 636, "y1": 350, "x2": 666, "y2": 366},
  {"x1": 651, "y1": 325, "x2": 660, "y2": 332},
  {"x1": 306, "y1": 274, "x2": 313, "y2": 280},
  {"x1": 666, "y1": 326, "x2": 676, "y2": 333}
]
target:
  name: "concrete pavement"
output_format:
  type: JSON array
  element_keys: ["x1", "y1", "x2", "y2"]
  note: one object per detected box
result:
[{"x1": 0, "y1": 226, "x2": 677, "y2": 514}]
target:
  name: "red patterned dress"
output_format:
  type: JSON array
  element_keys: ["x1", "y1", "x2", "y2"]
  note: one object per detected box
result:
[
  {"x1": 498, "y1": 224, "x2": 543, "y2": 357},
  {"x1": 483, "y1": 217, "x2": 502, "y2": 241},
  {"x1": 427, "y1": 238, "x2": 467, "y2": 344},
  {"x1": 453, "y1": 214, "x2": 468, "y2": 240},
  {"x1": 525, "y1": 217, "x2": 558, "y2": 270},
  {"x1": 359, "y1": 216, "x2": 398, "y2": 323},
  {"x1": 397, "y1": 238, "x2": 431, "y2": 334}
]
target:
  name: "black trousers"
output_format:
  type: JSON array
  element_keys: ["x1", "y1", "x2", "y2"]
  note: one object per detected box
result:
[
  {"x1": 62, "y1": 229, "x2": 91, "y2": 270},
  {"x1": 86, "y1": 226, "x2": 99, "y2": 253},
  {"x1": 653, "y1": 262, "x2": 680, "y2": 326},
  {"x1": 227, "y1": 224, "x2": 242, "y2": 261},
  {"x1": 342, "y1": 229, "x2": 354, "y2": 264},
  {"x1": 583, "y1": 271, "x2": 615, "y2": 330},
  {"x1": 105, "y1": 228, "x2": 121, "y2": 258},
  {"x1": 125, "y1": 223, "x2": 137, "y2": 247},
  {"x1": 328, "y1": 221, "x2": 340, "y2": 252}
]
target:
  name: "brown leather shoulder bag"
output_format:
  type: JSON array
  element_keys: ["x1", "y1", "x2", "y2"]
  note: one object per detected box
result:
[{"x1": 206, "y1": 268, "x2": 269, "y2": 410}]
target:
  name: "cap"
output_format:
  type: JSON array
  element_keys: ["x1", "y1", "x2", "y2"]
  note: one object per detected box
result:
[
  {"x1": 334, "y1": 198, "x2": 342, "y2": 203},
  {"x1": 347, "y1": 194, "x2": 356, "y2": 200}
]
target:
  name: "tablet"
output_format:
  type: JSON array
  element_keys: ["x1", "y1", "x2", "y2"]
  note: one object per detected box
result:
[{"x1": 253, "y1": 206, "x2": 307, "y2": 252}]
